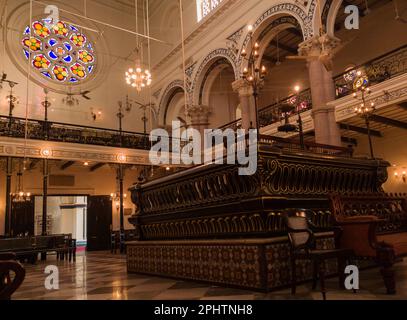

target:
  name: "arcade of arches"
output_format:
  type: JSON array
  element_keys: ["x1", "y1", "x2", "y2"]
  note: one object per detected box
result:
[{"x1": 1, "y1": 0, "x2": 407, "y2": 301}]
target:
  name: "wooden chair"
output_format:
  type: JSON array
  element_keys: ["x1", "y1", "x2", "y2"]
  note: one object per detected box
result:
[
  {"x1": 0, "y1": 253, "x2": 25, "y2": 300},
  {"x1": 284, "y1": 209, "x2": 354, "y2": 300}
]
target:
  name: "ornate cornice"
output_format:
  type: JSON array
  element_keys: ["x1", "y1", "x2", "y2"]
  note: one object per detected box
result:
[{"x1": 0, "y1": 137, "x2": 151, "y2": 165}]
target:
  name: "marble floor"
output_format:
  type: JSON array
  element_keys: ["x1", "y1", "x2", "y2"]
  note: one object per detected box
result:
[{"x1": 11, "y1": 252, "x2": 407, "y2": 300}]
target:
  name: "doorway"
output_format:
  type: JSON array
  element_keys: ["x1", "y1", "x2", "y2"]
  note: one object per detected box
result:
[{"x1": 34, "y1": 196, "x2": 88, "y2": 251}]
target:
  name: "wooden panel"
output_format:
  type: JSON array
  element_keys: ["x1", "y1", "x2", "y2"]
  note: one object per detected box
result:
[{"x1": 87, "y1": 196, "x2": 112, "y2": 251}]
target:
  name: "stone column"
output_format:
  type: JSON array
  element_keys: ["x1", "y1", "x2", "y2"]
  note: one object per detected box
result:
[
  {"x1": 299, "y1": 35, "x2": 342, "y2": 146},
  {"x1": 232, "y1": 79, "x2": 254, "y2": 131},
  {"x1": 187, "y1": 105, "x2": 212, "y2": 135}
]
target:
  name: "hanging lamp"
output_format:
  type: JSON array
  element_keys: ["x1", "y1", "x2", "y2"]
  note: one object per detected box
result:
[{"x1": 125, "y1": 0, "x2": 152, "y2": 92}]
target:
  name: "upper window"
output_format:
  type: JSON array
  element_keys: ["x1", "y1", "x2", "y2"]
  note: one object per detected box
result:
[
  {"x1": 197, "y1": 0, "x2": 223, "y2": 22},
  {"x1": 21, "y1": 20, "x2": 96, "y2": 84}
]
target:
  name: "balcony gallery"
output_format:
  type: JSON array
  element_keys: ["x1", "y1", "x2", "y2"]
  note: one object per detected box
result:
[{"x1": 0, "y1": 0, "x2": 407, "y2": 308}]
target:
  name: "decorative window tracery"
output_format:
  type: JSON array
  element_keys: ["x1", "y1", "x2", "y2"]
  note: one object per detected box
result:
[
  {"x1": 21, "y1": 20, "x2": 96, "y2": 83},
  {"x1": 197, "y1": 0, "x2": 223, "y2": 22}
]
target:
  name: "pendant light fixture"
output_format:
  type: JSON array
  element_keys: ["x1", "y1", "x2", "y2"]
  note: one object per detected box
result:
[
  {"x1": 12, "y1": 160, "x2": 31, "y2": 203},
  {"x1": 125, "y1": 0, "x2": 152, "y2": 92}
]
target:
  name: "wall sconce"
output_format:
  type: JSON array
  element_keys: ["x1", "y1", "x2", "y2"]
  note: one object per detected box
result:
[
  {"x1": 90, "y1": 108, "x2": 102, "y2": 121},
  {"x1": 394, "y1": 170, "x2": 406, "y2": 183}
]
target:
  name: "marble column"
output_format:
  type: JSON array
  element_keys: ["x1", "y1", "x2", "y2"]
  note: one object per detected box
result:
[
  {"x1": 232, "y1": 79, "x2": 255, "y2": 131},
  {"x1": 299, "y1": 35, "x2": 342, "y2": 146}
]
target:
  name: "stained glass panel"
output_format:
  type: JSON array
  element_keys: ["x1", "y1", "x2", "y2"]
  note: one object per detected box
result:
[{"x1": 21, "y1": 20, "x2": 96, "y2": 83}]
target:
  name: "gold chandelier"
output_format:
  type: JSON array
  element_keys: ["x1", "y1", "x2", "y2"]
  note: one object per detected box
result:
[
  {"x1": 12, "y1": 165, "x2": 31, "y2": 203},
  {"x1": 125, "y1": 0, "x2": 152, "y2": 92},
  {"x1": 125, "y1": 45, "x2": 152, "y2": 92}
]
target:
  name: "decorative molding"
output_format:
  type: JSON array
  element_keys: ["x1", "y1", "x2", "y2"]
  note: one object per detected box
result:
[
  {"x1": 238, "y1": 2, "x2": 313, "y2": 70},
  {"x1": 157, "y1": 80, "x2": 185, "y2": 122},
  {"x1": 0, "y1": 137, "x2": 151, "y2": 165},
  {"x1": 191, "y1": 48, "x2": 238, "y2": 106},
  {"x1": 152, "y1": 0, "x2": 241, "y2": 72}
]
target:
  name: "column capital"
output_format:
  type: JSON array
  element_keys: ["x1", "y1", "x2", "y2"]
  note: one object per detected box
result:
[
  {"x1": 232, "y1": 79, "x2": 254, "y2": 97},
  {"x1": 187, "y1": 105, "x2": 212, "y2": 125},
  {"x1": 298, "y1": 34, "x2": 341, "y2": 59}
]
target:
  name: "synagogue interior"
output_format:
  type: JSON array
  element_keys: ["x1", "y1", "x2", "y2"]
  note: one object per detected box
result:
[{"x1": 1, "y1": 0, "x2": 407, "y2": 302}]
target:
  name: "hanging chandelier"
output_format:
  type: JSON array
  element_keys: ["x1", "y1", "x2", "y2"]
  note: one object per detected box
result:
[
  {"x1": 125, "y1": 46, "x2": 152, "y2": 92},
  {"x1": 12, "y1": 168, "x2": 31, "y2": 203},
  {"x1": 125, "y1": 0, "x2": 152, "y2": 92}
]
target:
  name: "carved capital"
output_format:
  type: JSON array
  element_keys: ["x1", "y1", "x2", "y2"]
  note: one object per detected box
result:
[
  {"x1": 232, "y1": 79, "x2": 253, "y2": 97},
  {"x1": 298, "y1": 34, "x2": 341, "y2": 59},
  {"x1": 187, "y1": 105, "x2": 212, "y2": 125}
]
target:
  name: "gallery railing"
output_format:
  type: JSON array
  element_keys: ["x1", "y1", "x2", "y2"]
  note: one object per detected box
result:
[
  {"x1": 219, "y1": 45, "x2": 407, "y2": 130},
  {"x1": 129, "y1": 136, "x2": 388, "y2": 240},
  {"x1": 334, "y1": 44, "x2": 407, "y2": 98},
  {"x1": 0, "y1": 116, "x2": 150, "y2": 150},
  {"x1": 259, "y1": 135, "x2": 353, "y2": 158}
]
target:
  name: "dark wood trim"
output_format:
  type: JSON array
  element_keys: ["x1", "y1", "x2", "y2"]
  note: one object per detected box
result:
[
  {"x1": 370, "y1": 115, "x2": 407, "y2": 130},
  {"x1": 90, "y1": 163, "x2": 105, "y2": 172},
  {"x1": 339, "y1": 123, "x2": 383, "y2": 137}
]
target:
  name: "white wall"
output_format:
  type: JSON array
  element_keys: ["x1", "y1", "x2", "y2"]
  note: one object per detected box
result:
[{"x1": 0, "y1": 163, "x2": 139, "y2": 235}]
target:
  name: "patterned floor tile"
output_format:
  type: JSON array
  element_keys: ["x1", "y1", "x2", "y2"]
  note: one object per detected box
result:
[{"x1": 10, "y1": 252, "x2": 407, "y2": 300}]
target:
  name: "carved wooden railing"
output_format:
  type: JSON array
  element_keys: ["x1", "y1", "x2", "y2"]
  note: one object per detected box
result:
[
  {"x1": 334, "y1": 44, "x2": 407, "y2": 98},
  {"x1": 129, "y1": 137, "x2": 389, "y2": 241},
  {"x1": 0, "y1": 115, "x2": 150, "y2": 150},
  {"x1": 258, "y1": 88, "x2": 313, "y2": 128}
]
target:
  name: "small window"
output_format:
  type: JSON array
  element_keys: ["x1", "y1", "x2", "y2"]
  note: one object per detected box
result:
[{"x1": 197, "y1": 0, "x2": 223, "y2": 22}]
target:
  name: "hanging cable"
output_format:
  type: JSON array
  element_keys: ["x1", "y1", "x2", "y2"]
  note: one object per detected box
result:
[
  {"x1": 1, "y1": 0, "x2": 7, "y2": 75},
  {"x1": 23, "y1": 0, "x2": 34, "y2": 165},
  {"x1": 146, "y1": 0, "x2": 154, "y2": 176},
  {"x1": 178, "y1": 0, "x2": 188, "y2": 110}
]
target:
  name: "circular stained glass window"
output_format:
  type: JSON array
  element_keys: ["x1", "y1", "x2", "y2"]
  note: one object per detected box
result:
[{"x1": 22, "y1": 20, "x2": 96, "y2": 84}]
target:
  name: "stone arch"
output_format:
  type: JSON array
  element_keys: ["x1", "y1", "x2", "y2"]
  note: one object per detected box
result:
[
  {"x1": 158, "y1": 80, "x2": 185, "y2": 125},
  {"x1": 321, "y1": 0, "x2": 343, "y2": 37},
  {"x1": 238, "y1": 2, "x2": 314, "y2": 72},
  {"x1": 191, "y1": 48, "x2": 238, "y2": 105}
]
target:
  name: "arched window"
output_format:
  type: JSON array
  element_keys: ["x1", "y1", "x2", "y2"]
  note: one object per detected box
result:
[
  {"x1": 21, "y1": 20, "x2": 96, "y2": 83},
  {"x1": 196, "y1": 0, "x2": 223, "y2": 22}
]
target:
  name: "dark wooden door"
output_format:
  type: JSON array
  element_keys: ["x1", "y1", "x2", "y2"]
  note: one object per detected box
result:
[
  {"x1": 87, "y1": 196, "x2": 112, "y2": 251},
  {"x1": 11, "y1": 199, "x2": 35, "y2": 237}
]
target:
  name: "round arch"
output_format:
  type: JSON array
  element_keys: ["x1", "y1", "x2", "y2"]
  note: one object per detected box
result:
[
  {"x1": 238, "y1": 3, "x2": 312, "y2": 72},
  {"x1": 158, "y1": 80, "x2": 185, "y2": 126},
  {"x1": 321, "y1": 0, "x2": 343, "y2": 36},
  {"x1": 191, "y1": 48, "x2": 238, "y2": 105}
]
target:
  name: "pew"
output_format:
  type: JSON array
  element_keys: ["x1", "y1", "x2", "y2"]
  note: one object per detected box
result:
[
  {"x1": 0, "y1": 234, "x2": 76, "y2": 263},
  {"x1": 0, "y1": 253, "x2": 26, "y2": 300},
  {"x1": 330, "y1": 193, "x2": 407, "y2": 294}
]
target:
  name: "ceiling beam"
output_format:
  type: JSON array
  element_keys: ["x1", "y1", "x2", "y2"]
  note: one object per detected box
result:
[
  {"x1": 286, "y1": 28, "x2": 303, "y2": 38},
  {"x1": 339, "y1": 123, "x2": 383, "y2": 137},
  {"x1": 27, "y1": 159, "x2": 40, "y2": 171},
  {"x1": 262, "y1": 54, "x2": 278, "y2": 64},
  {"x1": 60, "y1": 161, "x2": 75, "y2": 171},
  {"x1": 90, "y1": 163, "x2": 105, "y2": 172},
  {"x1": 398, "y1": 102, "x2": 407, "y2": 111},
  {"x1": 370, "y1": 115, "x2": 407, "y2": 130},
  {"x1": 269, "y1": 40, "x2": 298, "y2": 55},
  {"x1": 305, "y1": 131, "x2": 358, "y2": 145}
]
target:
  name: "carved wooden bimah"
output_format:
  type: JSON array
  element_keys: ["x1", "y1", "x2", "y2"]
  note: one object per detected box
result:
[
  {"x1": 330, "y1": 193, "x2": 407, "y2": 294},
  {"x1": 127, "y1": 136, "x2": 390, "y2": 291}
]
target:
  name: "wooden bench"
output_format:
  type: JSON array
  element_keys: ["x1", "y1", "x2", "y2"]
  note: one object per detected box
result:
[
  {"x1": 330, "y1": 193, "x2": 407, "y2": 294},
  {"x1": 0, "y1": 234, "x2": 76, "y2": 263},
  {"x1": 0, "y1": 253, "x2": 25, "y2": 300}
]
